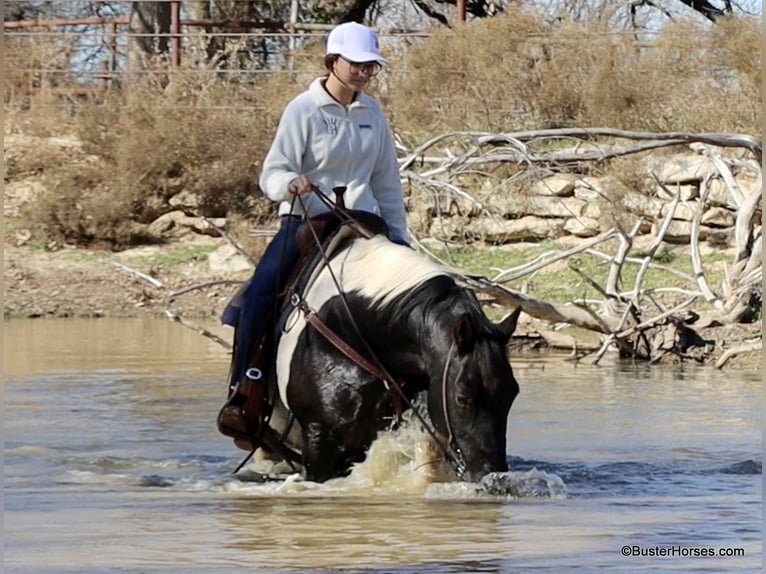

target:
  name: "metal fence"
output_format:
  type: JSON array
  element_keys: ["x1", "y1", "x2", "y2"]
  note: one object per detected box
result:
[{"x1": 4, "y1": 5, "x2": 433, "y2": 102}]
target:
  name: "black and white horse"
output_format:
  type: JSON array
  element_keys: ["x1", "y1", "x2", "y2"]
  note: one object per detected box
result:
[{"x1": 268, "y1": 235, "x2": 521, "y2": 483}]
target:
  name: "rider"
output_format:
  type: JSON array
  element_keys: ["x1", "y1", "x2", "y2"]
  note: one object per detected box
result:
[{"x1": 218, "y1": 22, "x2": 409, "y2": 443}]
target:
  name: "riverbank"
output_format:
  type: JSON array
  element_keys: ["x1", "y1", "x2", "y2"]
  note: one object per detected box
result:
[{"x1": 3, "y1": 235, "x2": 761, "y2": 370}]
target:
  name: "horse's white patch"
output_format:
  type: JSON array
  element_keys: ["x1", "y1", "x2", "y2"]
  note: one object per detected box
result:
[{"x1": 276, "y1": 236, "x2": 446, "y2": 409}]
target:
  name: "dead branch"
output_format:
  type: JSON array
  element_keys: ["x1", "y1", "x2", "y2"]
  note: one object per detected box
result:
[
  {"x1": 584, "y1": 249, "x2": 696, "y2": 283},
  {"x1": 632, "y1": 184, "x2": 680, "y2": 307},
  {"x1": 165, "y1": 309, "x2": 232, "y2": 350},
  {"x1": 112, "y1": 261, "x2": 165, "y2": 289},
  {"x1": 690, "y1": 175, "x2": 724, "y2": 309},
  {"x1": 734, "y1": 174, "x2": 762, "y2": 263},
  {"x1": 715, "y1": 341, "x2": 762, "y2": 369},
  {"x1": 202, "y1": 216, "x2": 258, "y2": 267},
  {"x1": 113, "y1": 260, "x2": 231, "y2": 350},
  {"x1": 169, "y1": 279, "x2": 243, "y2": 298},
  {"x1": 606, "y1": 219, "x2": 643, "y2": 297},
  {"x1": 492, "y1": 228, "x2": 617, "y2": 282},
  {"x1": 456, "y1": 274, "x2": 613, "y2": 333},
  {"x1": 697, "y1": 145, "x2": 744, "y2": 206}
]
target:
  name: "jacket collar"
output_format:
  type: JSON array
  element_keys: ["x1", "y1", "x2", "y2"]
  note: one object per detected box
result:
[{"x1": 309, "y1": 77, "x2": 372, "y2": 110}]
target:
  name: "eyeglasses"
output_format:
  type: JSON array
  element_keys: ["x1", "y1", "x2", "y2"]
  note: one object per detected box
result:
[{"x1": 340, "y1": 57, "x2": 381, "y2": 77}]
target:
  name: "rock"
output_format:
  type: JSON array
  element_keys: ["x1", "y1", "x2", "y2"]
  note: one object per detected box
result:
[
  {"x1": 169, "y1": 189, "x2": 201, "y2": 209},
  {"x1": 620, "y1": 190, "x2": 663, "y2": 218},
  {"x1": 656, "y1": 220, "x2": 694, "y2": 243},
  {"x1": 701, "y1": 207, "x2": 735, "y2": 228},
  {"x1": 707, "y1": 178, "x2": 738, "y2": 208},
  {"x1": 208, "y1": 244, "x2": 252, "y2": 274},
  {"x1": 531, "y1": 174, "x2": 577, "y2": 197},
  {"x1": 573, "y1": 175, "x2": 632, "y2": 202},
  {"x1": 147, "y1": 211, "x2": 197, "y2": 239},
  {"x1": 661, "y1": 201, "x2": 698, "y2": 221},
  {"x1": 655, "y1": 183, "x2": 699, "y2": 201},
  {"x1": 564, "y1": 216, "x2": 600, "y2": 237},
  {"x1": 496, "y1": 196, "x2": 586, "y2": 219},
  {"x1": 146, "y1": 211, "x2": 225, "y2": 239},
  {"x1": 4, "y1": 180, "x2": 47, "y2": 217},
  {"x1": 644, "y1": 152, "x2": 717, "y2": 183},
  {"x1": 479, "y1": 216, "x2": 565, "y2": 243}
]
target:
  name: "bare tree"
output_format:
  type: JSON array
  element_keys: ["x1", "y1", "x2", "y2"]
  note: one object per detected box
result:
[
  {"x1": 126, "y1": 1, "x2": 171, "y2": 73},
  {"x1": 408, "y1": 0, "x2": 746, "y2": 27}
]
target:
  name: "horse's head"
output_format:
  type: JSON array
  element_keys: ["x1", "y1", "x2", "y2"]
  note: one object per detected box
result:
[{"x1": 427, "y1": 304, "x2": 521, "y2": 482}]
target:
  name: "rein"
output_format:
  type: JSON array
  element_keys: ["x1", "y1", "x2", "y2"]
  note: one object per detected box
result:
[
  {"x1": 292, "y1": 187, "x2": 468, "y2": 478},
  {"x1": 441, "y1": 342, "x2": 466, "y2": 472}
]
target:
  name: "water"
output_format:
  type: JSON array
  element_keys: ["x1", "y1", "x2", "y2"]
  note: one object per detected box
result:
[{"x1": 4, "y1": 318, "x2": 762, "y2": 573}]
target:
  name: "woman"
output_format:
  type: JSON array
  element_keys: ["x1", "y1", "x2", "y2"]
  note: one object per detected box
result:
[{"x1": 218, "y1": 22, "x2": 408, "y2": 444}]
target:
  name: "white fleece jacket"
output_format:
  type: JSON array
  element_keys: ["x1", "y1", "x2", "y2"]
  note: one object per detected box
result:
[{"x1": 259, "y1": 77, "x2": 408, "y2": 243}]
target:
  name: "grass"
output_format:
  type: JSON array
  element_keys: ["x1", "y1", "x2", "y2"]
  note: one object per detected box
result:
[
  {"x1": 123, "y1": 244, "x2": 219, "y2": 268},
  {"x1": 428, "y1": 242, "x2": 731, "y2": 311}
]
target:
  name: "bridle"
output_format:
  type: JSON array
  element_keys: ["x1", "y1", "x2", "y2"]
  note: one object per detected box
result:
[
  {"x1": 441, "y1": 342, "x2": 468, "y2": 476},
  {"x1": 290, "y1": 187, "x2": 469, "y2": 478}
]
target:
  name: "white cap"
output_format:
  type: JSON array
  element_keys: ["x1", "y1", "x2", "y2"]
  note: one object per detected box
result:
[{"x1": 325, "y1": 22, "x2": 387, "y2": 64}]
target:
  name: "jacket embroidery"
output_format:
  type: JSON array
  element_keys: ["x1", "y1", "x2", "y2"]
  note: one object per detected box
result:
[{"x1": 323, "y1": 116, "x2": 339, "y2": 135}]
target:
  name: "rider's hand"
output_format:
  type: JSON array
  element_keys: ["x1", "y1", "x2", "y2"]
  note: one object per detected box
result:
[{"x1": 288, "y1": 176, "x2": 314, "y2": 196}]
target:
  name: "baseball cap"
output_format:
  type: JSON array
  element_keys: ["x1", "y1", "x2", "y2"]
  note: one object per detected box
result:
[{"x1": 325, "y1": 22, "x2": 387, "y2": 64}]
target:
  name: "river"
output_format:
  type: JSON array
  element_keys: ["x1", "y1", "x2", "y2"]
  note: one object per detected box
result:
[{"x1": 4, "y1": 318, "x2": 761, "y2": 573}]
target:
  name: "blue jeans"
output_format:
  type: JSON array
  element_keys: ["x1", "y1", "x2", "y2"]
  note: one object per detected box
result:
[{"x1": 224, "y1": 215, "x2": 303, "y2": 387}]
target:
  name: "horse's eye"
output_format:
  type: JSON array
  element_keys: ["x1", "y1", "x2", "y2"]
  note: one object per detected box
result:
[{"x1": 455, "y1": 394, "x2": 472, "y2": 408}]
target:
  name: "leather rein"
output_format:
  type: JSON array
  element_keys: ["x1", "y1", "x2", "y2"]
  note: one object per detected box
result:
[{"x1": 292, "y1": 188, "x2": 468, "y2": 478}]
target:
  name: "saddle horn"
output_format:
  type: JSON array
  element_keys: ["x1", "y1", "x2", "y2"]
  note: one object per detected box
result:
[{"x1": 333, "y1": 186, "x2": 347, "y2": 210}]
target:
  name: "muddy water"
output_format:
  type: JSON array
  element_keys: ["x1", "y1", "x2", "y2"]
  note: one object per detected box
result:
[{"x1": 4, "y1": 318, "x2": 762, "y2": 573}]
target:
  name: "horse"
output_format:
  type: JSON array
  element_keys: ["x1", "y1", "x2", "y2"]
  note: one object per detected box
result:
[{"x1": 262, "y1": 234, "x2": 521, "y2": 483}]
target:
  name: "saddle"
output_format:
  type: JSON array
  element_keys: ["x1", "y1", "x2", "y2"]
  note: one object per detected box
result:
[{"x1": 217, "y1": 209, "x2": 389, "y2": 452}]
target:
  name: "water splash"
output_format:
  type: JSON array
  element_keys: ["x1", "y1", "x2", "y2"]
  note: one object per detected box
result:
[{"x1": 479, "y1": 468, "x2": 568, "y2": 499}]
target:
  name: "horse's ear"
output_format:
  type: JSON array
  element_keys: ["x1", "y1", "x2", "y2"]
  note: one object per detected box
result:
[
  {"x1": 453, "y1": 313, "x2": 475, "y2": 354},
  {"x1": 497, "y1": 306, "x2": 522, "y2": 344}
]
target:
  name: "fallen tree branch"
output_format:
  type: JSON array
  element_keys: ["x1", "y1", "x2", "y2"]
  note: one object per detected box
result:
[
  {"x1": 202, "y1": 216, "x2": 258, "y2": 268},
  {"x1": 112, "y1": 261, "x2": 165, "y2": 289},
  {"x1": 632, "y1": 180, "x2": 680, "y2": 307},
  {"x1": 457, "y1": 274, "x2": 613, "y2": 333},
  {"x1": 492, "y1": 228, "x2": 617, "y2": 282},
  {"x1": 113, "y1": 260, "x2": 232, "y2": 350},
  {"x1": 714, "y1": 340, "x2": 762, "y2": 369},
  {"x1": 690, "y1": 175, "x2": 723, "y2": 309},
  {"x1": 169, "y1": 279, "x2": 243, "y2": 298},
  {"x1": 165, "y1": 309, "x2": 232, "y2": 350}
]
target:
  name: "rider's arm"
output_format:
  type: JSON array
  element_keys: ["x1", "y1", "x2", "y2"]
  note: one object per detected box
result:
[
  {"x1": 370, "y1": 112, "x2": 408, "y2": 244},
  {"x1": 259, "y1": 98, "x2": 310, "y2": 203}
]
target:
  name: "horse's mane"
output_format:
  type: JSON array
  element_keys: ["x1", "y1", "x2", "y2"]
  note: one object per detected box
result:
[
  {"x1": 338, "y1": 236, "x2": 447, "y2": 309},
  {"x1": 338, "y1": 237, "x2": 502, "y2": 341}
]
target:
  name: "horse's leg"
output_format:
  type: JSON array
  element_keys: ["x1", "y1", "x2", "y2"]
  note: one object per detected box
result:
[{"x1": 301, "y1": 420, "x2": 342, "y2": 483}]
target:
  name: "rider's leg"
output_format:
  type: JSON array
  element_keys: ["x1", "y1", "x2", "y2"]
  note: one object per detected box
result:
[{"x1": 229, "y1": 214, "x2": 303, "y2": 389}]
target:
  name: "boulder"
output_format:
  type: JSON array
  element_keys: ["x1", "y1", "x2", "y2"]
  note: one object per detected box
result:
[
  {"x1": 476, "y1": 216, "x2": 565, "y2": 243},
  {"x1": 620, "y1": 190, "x2": 663, "y2": 218},
  {"x1": 530, "y1": 174, "x2": 577, "y2": 197},
  {"x1": 654, "y1": 183, "x2": 699, "y2": 201},
  {"x1": 573, "y1": 175, "x2": 631, "y2": 201},
  {"x1": 701, "y1": 207, "x2": 735, "y2": 228},
  {"x1": 492, "y1": 196, "x2": 586, "y2": 219},
  {"x1": 661, "y1": 201, "x2": 698, "y2": 221},
  {"x1": 644, "y1": 152, "x2": 717, "y2": 183},
  {"x1": 564, "y1": 216, "x2": 601, "y2": 237},
  {"x1": 208, "y1": 244, "x2": 252, "y2": 274},
  {"x1": 146, "y1": 211, "x2": 224, "y2": 239},
  {"x1": 707, "y1": 178, "x2": 739, "y2": 208}
]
